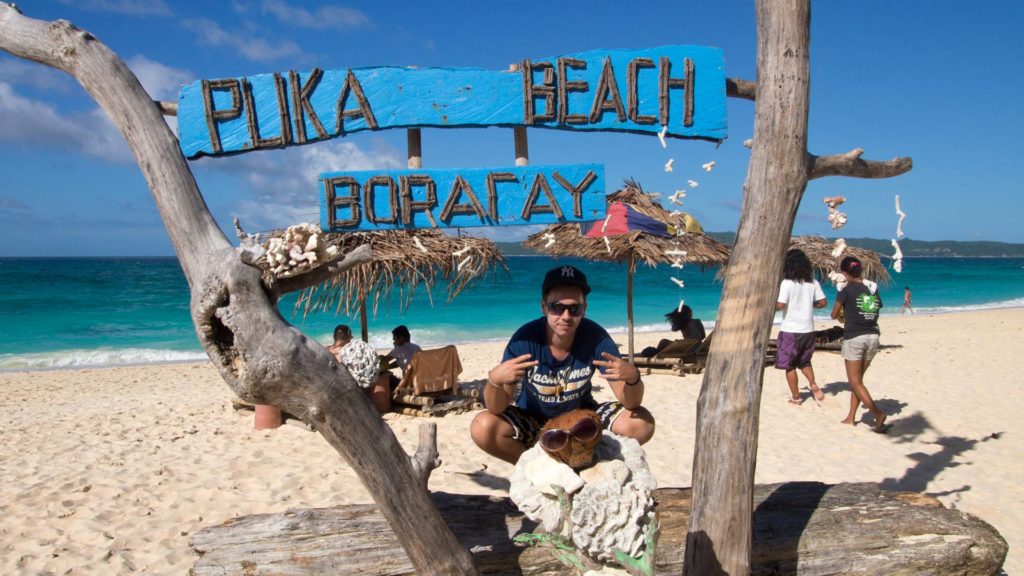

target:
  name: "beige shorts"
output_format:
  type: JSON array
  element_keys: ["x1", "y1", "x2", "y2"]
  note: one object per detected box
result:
[{"x1": 841, "y1": 334, "x2": 880, "y2": 363}]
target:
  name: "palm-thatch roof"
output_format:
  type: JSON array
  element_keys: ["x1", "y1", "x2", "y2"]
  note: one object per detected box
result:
[
  {"x1": 716, "y1": 236, "x2": 891, "y2": 286},
  {"x1": 789, "y1": 236, "x2": 891, "y2": 286},
  {"x1": 290, "y1": 229, "x2": 506, "y2": 319},
  {"x1": 522, "y1": 180, "x2": 730, "y2": 267}
]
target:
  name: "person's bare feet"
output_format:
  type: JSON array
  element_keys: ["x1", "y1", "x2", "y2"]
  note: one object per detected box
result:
[
  {"x1": 872, "y1": 413, "x2": 890, "y2": 433},
  {"x1": 840, "y1": 417, "x2": 855, "y2": 425},
  {"x1": 810, "y1": 385, "x2": 825, "y2": 402}
]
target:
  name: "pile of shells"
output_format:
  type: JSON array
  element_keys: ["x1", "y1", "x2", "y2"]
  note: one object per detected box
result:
[{"x1": 263, "y1": 223, "x2": 338, "y2": 278}]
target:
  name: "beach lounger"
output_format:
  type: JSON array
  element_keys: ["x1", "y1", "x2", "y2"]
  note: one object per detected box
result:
[
  {"x1": 634, "y1": 337, "x2": 706, "y2": 376},
  {"x1": 392, "y1": 346, "x2": 477, "y2": 417}
]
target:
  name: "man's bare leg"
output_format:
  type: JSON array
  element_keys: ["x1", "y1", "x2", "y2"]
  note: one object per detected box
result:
[
  {"x1": 470, "y1": 411, "x2": 526, "y2": 464},
  {"x1": 785, "y1": 369, "x2": 803, "y2": 404},
  {"x1": 799, "y1": 364, "x2": 825, "y2": 402}
]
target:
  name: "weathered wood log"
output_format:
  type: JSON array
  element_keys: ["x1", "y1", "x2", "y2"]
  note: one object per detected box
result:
[{"x1": 190, "y1": 482, "x2": 1007, "y2": 576}]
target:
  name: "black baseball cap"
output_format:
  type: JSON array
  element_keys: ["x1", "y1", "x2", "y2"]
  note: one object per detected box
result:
[{"x1": 542, "y1": 265, "x2": 591, "y2": 296}]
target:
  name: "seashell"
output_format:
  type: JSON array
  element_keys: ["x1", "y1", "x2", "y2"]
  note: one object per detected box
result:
[
  {"x1": 304, "y1": 234, "x2": 319, "y2": 253},
  {"x1": 831, "y1": 238, "x2": 847, "y2": 258},
  {"x1": 743, "y1": 138, "x2": 753, "y2": 148}
]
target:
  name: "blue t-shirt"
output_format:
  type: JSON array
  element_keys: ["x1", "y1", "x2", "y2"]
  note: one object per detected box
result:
[{"x1": 502, "y1": 317, "x2": 620, "y2": 420}]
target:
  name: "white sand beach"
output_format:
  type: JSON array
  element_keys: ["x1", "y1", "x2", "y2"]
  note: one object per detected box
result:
[{"x1": 1, "y1": 308, "x2": 1020, "y2": 574}]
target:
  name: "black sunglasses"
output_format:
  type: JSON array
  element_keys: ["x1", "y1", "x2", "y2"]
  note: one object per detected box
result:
[
  {"x1": 546, "y1": 301, "x2": 582, "y2": 317},
  {"x1": 539, "y1": 417, "x2": 600, "y2": 452}
]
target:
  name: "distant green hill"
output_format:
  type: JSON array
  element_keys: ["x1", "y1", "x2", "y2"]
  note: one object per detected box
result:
[{"x1": 496, "y1": 235, "x2": 1024, "y2": 258}]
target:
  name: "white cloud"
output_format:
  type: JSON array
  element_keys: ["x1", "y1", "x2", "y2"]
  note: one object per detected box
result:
[
  {"x1": 56, "y1": 0, "x2": 172, "y2": 16},
  {"x1": 260, "y1": 0, "x2": 370, "y2": 30},
  {"x1": 183, "y1": 18, "x2": 303, "y2": 62},
  {"x1": 0, "y1": 58, "x2": 74, "y2": 93},
  {"x1": 0, "y1": 82, "x2": 133, "y2": 164},
  {"x1": 195, "y1": 139, "x2": 403, "y2": 233},
  {"x1": 126, "y1": 55, "x2": 194, "y2": 101}
]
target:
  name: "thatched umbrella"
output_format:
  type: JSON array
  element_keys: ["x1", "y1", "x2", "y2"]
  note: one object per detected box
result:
[
  {"x1": 278, "y1": 228, "x2": 506, "y2": 341},
  {"x1": 522, "y1": 180, "x2": 730, "y2": 359},
  {"x1": 788, "y1": 235, "x2": 891, "y2": 286}
]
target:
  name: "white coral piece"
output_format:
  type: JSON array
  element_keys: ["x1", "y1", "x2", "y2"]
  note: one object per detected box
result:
[
  {"x1": 509, "y1": 433, "x2": 657, "y2": 564},
  {"x1": 702, "y1": 161, "x2": 716, "y2": 172},
  {"x1": 657, "y1": 125, "x2": 668, "y2": 149},
  {"x1": 687, "y1": 179, "x2": 698, "y2": 188},
  {"x1": 832, "y1": 238, "x2": 847, "y2": 258},
  {"x1": 895, "y1": 195, "x2": 906, "y2": 238},
  {"x1": 663, "y1": 158, "x2": 674, "y2": 173}
]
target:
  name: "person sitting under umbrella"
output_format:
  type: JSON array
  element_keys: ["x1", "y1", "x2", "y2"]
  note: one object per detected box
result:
[{"x1": 640, "y1": 304, "x2": 706, "y2": 357}]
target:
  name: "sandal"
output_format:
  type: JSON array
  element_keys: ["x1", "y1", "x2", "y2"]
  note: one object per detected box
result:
[{"x1": 788, "y1": 397, "x2": 804, "y2": 406}]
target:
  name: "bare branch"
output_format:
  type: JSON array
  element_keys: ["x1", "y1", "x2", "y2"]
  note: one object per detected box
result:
[
  {"x1": 158, "y1": 100, "x2": 177, "y2": 116},
  {"x1": 726, "y1": 77, "x2": 756, "y2": 100},
  {"x1": 809, "y1": 148, "x2": 913, "y2": 180},
  {"x1": 410, "y1": 422, "x2": 441, "y2": 490},
  {"x1": 272, "y1": 244, "x2": 373, "y2": 296}
]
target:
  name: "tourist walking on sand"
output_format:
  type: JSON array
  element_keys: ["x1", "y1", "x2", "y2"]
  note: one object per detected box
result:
[
  {"x1": 775, "y1": 249, "x2": 827, "y2": 405},
  {"x1": 470, "y1": 265, "x2": 655, "y2": 464},
  {"x1": 902, "y1": 286, "x2": 914, "y2": 315},
  {"x1": 831, "y1": 256, "x2": 889, "y2": 433}
]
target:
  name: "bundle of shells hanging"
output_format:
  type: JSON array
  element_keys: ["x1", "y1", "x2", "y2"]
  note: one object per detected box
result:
[
  {"x1": 509, "y1": 432, "x2": 658, "y2": 570},
  {"x1": 262, "y1": 223, "x2": 338, "y2": 278}
]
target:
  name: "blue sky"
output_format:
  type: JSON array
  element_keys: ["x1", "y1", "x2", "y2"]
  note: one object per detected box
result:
[{"x1": 2, "y1": 1, "x2": 1022, "y2": 256}]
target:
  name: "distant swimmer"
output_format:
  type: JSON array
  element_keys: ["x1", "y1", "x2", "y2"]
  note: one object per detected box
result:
[{"x1": 902, "y1": 286, "x2": 914, "y2": 315}]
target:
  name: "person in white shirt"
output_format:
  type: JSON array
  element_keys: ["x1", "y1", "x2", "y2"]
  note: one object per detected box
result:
[
  {"x1": 386, "y1": 325, "x2": 422, "y2": 373},
  {"x1": 775, "y1": 250, "x2": 827, "y2": 404}
]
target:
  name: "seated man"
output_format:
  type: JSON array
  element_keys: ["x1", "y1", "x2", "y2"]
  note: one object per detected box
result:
[
  {"x1": 386, "y1": 324, "x2": 422, "y2": 373},
  {"x1": 328, "y1": 324, "x2": 391, "y2": 415},
  {"x1": 470, "y1": 265, "x2": 655, "y2": 464}
]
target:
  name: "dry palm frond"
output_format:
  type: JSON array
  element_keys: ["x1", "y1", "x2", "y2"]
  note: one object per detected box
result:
[
  {"x1": 522, "y1": 179, "x2": 730, "y2": 268},
  {"x1": 789, "y1": 235, "x2": 891, "y2": 286},
  {"x1": 263, "y1": 229, "x2": 506, "y2": 319}
]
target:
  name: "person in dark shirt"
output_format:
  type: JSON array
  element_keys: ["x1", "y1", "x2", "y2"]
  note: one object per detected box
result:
[
  {"x1": 470, "y1": 265, "x2": 655, "y2": 464},
  {"x1": 831, "y1": 256, "x2": 889, "y2": 433}
]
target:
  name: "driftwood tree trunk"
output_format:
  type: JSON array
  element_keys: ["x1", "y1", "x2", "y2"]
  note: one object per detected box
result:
[
  {"x1": 0, "y1": 6, "x2": 476, "y2": 574},
  {"x1": 686, "y1": 1, "x2": 911, "y2": 574},
  {"x1": 189, "y1": 483, "x2": 1007, "y2": 575}
]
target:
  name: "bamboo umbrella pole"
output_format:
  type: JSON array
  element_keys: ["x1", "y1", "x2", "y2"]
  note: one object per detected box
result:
[
  {"x1": 359, "y1": 296, "x2": 369, "y2": 343},
  {"x1": 627, "y1": 257, "x2": 636, "y2": 361}
]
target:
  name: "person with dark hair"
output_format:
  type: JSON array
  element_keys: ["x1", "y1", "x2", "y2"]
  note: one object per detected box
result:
[
  {"x1": 387, "y1": 324, "x2": 421, "y2": 373},
  {"x1": 775, "y1": 249, "x2": 827, "y2": 404},
  {"x1": 639, "y1": 304, "x2": 706, "y2": 357},
  {"x1": 831, "y1": 256, "x2": 889, "y2": 432},
  {"x1": 327, "y1": 324, "x2": 391, "y2": 414},
  {"x1": 470, "y1": 265, "x2": 655, "y2": 464},
  {"x1": 902, "y1": 286, "x2": 914, "y2": 315}
]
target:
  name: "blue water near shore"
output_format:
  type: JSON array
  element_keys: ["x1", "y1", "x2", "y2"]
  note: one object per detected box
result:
[{"x1": 1, "y1": 256, "x2": 1022, "y2": 370}]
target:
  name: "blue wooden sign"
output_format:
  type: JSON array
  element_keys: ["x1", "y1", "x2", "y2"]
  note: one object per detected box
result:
[
  {"x1": 320, "y1": 164, "x2": 604, "y2": 231},
  {"x1": 179, "y1": 45, "x2": 727, "y2": 158}
]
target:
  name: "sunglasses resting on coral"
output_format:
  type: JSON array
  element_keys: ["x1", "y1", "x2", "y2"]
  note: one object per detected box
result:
[{"x1": 539, "y1": 417, "x2": 600, "y2": 452}]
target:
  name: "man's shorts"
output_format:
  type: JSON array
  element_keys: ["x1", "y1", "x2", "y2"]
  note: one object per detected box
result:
[
  {"x1": 775, "y1": 331, "x2": 816, "y2": 370},
  {"x1": 501, "y1": 402, "x2": 624, "y2": 448},
  {"x1": 841, "y1": 333, "x2": 880, "y2": 363}
]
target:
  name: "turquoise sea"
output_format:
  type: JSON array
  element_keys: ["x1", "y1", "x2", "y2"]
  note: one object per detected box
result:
[{"x1": 1, "y1": 256, "x2": 1022, "y2": 370}]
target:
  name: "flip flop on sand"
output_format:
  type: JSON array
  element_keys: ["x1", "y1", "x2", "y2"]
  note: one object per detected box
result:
[
  {"x1": 788, "y1": 397, "x2": 804, "y2": 406},
  {"x1": 872, "y1": 423, "x2": 893, "y2": 434}
]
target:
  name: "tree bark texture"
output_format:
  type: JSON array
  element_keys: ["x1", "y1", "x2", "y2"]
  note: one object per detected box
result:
[
  {"x1": 189, "y1": 482, "x2": 1007, "y2": 575},
  {"x1": 0, "y1": 6, "x2": 477, "y2": 574},
  {"x1": 686, "y1": 1, "x2": 812, "y2": 574}
]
